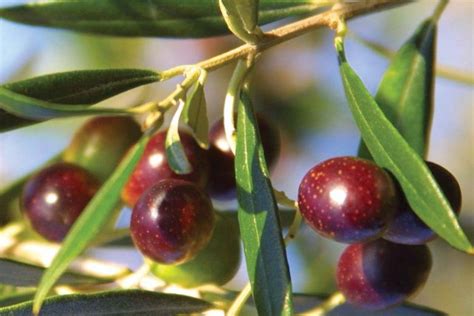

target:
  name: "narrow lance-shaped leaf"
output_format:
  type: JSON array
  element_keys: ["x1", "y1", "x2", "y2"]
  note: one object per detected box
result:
[
  {"x1": 0, "y1": 69, "x2": 160, "y2": 132},
  {"x1": 219, "y1": 0, "x2": 262, "y2": 43},
  {"x1": 0, "y1": 87, "x2": 134, "y2": 120},
  {"x1": 183, "y1": 71, "x2": 210, "y2": 149},
  {"x1": 0, "y1": 287, "x2": 36, "y2": 309},
  {"x1": 166, "y1": 100, "x2": 192, "y2": 174},
  {"x1": 235, "y1": 90, "x2": 293, "y2": 315},
  {"x1": 32, "y1": 133, "x2": 151, "y2": 314},
  {"x1": 0, "y1": 0, "x2": 322, "y2": 38},
  {"x1": 0, "y1": 110, "x2": 35, "y2": 133},
  {"x1": 0, "y1": 258, "x2": 106, "y2": 287},
  {"x1": 3, "y1": 69, "x2": 160, "y2": 105},
  {"x1": 5, "y1": 290, "x2": 212, "y2": 316},
  {"x1": 336, "y1": 40, "x2": 473, "y2": 253},
  {"x1": 359, "y1": 19, "x2": 436, "y2": 159}
]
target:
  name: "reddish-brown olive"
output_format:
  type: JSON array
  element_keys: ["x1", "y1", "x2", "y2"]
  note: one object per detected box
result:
[
  {"x1": 130, "y1": 179, "x2": 215, "y2": 264},
  {"x1": 297, "y1": 157, "x2": 397, "y2": 243},
  {"x1": 337, "y1": 239, "x2": 432, "y2": 310},
  {"x1": 21, "y1": 163, "x2": 99, "y2": 242},
  {"x1": 122, "y1": 130, "x2": 209, "y2": 207}
]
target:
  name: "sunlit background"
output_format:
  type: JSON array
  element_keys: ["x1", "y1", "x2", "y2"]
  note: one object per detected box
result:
[{"x1": 0, "y1": 1, "x2": 473, "y2": 315}]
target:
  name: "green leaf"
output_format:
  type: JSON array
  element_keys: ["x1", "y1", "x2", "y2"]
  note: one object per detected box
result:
[
  {"x1": 235, "y1": 91, "x2": 293, "y2": 315},
  {"x1": 0, "y1": 287, "x2": 36, "y2": 308},
  {"x1": 0, "y1": 258, "x2": 104, "y2": 287},
  {"x1": 32, "y1": 134, "x2": 150, "y2": 314},
  {"x1": 0, "y1": 110, "x2": 36, "y2": 133},
  {"x1": 0, "y1": 87, "x2": 134, "y2": 120},
  {"x1": 336, "y1": 40, "x2": 473, "y2": 253},
  {"x1": 2, "y1": 290, "x2": 212, "y2": 315},
  {"x1": 219, "y1": 0, "x2": 262, "y2": 43},
  {"x1": 165, "y1": 100, "x2": 192, "y2": 174},
  {"x1": 183, "y1": 72, "x2": 210, "y2": 149},
  {"x1": 4, "y1": 69, "x2": 160, "y2": 105},
  {"x1": 0, "y1": 0, "x2": 321, "y2": 38},
  {"x1": 359, "y1": 19, "x2": 436, "y2": 159},
  {"x1": 0, "y1": 69, "x2": 160, "y2": 132}
]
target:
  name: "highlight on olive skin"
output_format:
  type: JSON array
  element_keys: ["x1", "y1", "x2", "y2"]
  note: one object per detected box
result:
[
  {"x1": 122, "y1": 130, "x2": 209, "y2": 207},
  {"x1": 336, "y1": 239, "x2": 432, "y2": 310},
  {"x1": 130, "y1": 179, "x2": 215, "y2": 265},
  {"x1": 384, "y1": 161, "x2": 462, "y2": 245},
  {"x1": 21, "y1": 162, "x2": 99, "y2": 242},
  {"x1": 297, "y1": 156, "x2": 398, "y2": 243}
]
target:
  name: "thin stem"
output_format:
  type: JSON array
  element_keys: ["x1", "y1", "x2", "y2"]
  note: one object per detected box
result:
[
  {"x1": 159, "y1": 65, "x2": 190, "y2": 81},
  {"x1": 193, "y1": 0, "x2": 411, "y2": 73},
  {"x1": 349, "y1": 31, "x2": 474, "y2": 86},
  {"x1": 284, "y1": 210, "x2": 303, "y2": 244},
  {"x1": 157, "y1": 68, "x2": 201, "y2": 111},
  {"x1": 432, "y1": 0, "x2": 448, "y2": 22},
  {"x1": 304, "y1": 291, "x2": 346, "y2": 315},
  {"x1": 227, "y1": 283, "x2": 252, "y2": 316},
  {"x1": 223, "y1": 58, "x2": 255, "y2": 155},
  {"x1": 273, "y1": 189, "x2": 297, "y2": 209}
]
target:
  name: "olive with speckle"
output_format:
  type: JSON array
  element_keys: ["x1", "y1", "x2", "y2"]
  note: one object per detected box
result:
[
  {"x1": 130, "y1": 179, "x2": 215, "y2": 265},
  {"x1": 122, "y1": 130, "x2": 209, "y2": 207},
  {"x1": 384, "y1": 161, "x2": 462, "y2": 245},
  {"x1": 337, "y1": 239, "x2": 432, "y2": 310},
  {"x1": 297, "y1": 156, "x2": 397, "y2": 243},
  {"x1": 207, "y1": 115, "x2": 280, "y2": 200},
  {"x1": 21, "y1": 163, "x2": 99, "y2": 242}
]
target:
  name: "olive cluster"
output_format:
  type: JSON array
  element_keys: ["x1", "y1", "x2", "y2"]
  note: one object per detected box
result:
[
  {"x1": 18, "y1": 115, "x2": 461, "y2": 307},
  {"x1": 297, "y1": 156, "x2": 461, "y2": 310},
  {"x1": 19, "y1": 115, "x2": 280, "y2": 288}
]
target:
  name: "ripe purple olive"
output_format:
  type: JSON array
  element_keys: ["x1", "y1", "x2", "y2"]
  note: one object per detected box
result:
[
  {"x1": 297, "y1": 157, "x2": 397, "y2": 243},
  {"x1": 130, "y1": 179, "x2": 215, "y2": 265},
  {"x1": 122, "y1": 130, "x2": 209, "y2": 207},
  {"x1": 384, "y1": 161, "x2": 462, "y2": 245},
  {"x1": 207, "y1": 115, "x2": 280, "y2": 200},
  {"x1": 337, "y1": 239, "x2": 432, "y2": 310},
  {"x1": 63, "y1": 116, "x2": 141, "y2": 183},
  {"x1": 21, "y1": 163, "x2": 99, "y2": 242}
]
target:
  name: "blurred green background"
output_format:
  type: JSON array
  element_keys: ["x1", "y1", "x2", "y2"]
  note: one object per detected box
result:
[{"x1": 0, "y1": 1, "x2": 472, "y2": 315}]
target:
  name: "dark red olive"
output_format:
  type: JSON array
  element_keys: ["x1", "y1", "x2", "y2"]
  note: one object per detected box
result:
[
  {"x1": 384, "y1": 161, "x2": 462, "y2": 245},
  {"x1": 21, "y1": 163, "x2": 99, "y2": 242},
  {"x1": 337, "y1": 239, "x2": 432, "y2": 310},
  {"x1": 297, "y1": 157, "x2": 397, "y2": 243},
  {"x1": 122, "y1": 130, "x2": 209, "y2": 207},
  {"x1": 207, "y1": 115, "x2": 280, "y2": 200},
  {"x1": 130, "y1": 179, "x2": 215, "y2": 264}
]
